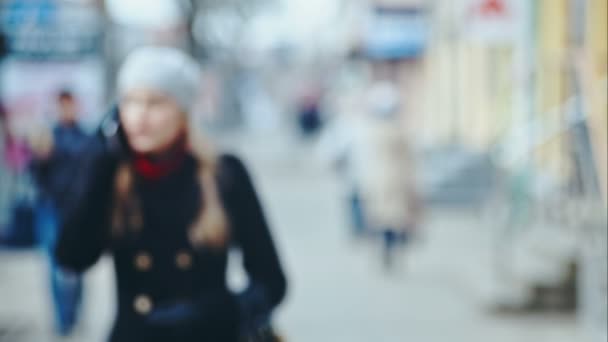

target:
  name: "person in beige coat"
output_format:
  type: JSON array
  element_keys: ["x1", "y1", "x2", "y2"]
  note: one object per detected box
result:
[{"x1": 351, "y1": 81, "x2": 420, "y2": 268}]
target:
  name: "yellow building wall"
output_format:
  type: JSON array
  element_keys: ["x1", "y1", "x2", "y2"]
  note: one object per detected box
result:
[
  {"x1": 533, "y1": 0, "x2": 572, "y2": 183},
  {"x1": 457, "y1": 44, "x2": 510, "y2": 150},
  {"x1": 423, "y1": 33, "x2": 515, "y2": 150},
  {"x1": 461, "y1": 43, "x2": 489, "y2": 149},
  {"x1": 423, "y1": 39, "x2": 456, "y2": 146},
  {"x1": 585, "y1": 0, "x2": 608, "y2": 204}
]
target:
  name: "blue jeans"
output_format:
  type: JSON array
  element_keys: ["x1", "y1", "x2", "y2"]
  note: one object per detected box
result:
[{"x1": 36, "y1": 199, "x2": 83, "y2": 335}]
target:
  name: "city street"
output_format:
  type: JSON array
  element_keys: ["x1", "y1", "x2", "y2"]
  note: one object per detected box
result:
[
  {"x1": 0, "y1": 132, "x2": 583, "y2": 342},
  {"x1": 0, "y1": 0, "x2": 605, "y2": 341}
]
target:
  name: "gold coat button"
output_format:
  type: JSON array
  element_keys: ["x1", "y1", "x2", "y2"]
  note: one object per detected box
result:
[
  {"x1": 175, "y1": 251, "x2": 193, "y2": 270},
  {"x1": 134, "y1": 252, "x2": 152, "y2": 271},
  {"x1": 133, "y1": 294, "x2": 153, "y2": 315}
]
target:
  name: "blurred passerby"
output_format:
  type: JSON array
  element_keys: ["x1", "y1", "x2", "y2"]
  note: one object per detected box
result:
[
  {"x1": 29, "y1": 90, "x2": 89, "y2": 336},
  {"x1": 0, "y1": 104, "x2": 11, "y2": 232},
  {"x1": 55, "y1": 46, "x2": 287, "y2": 342},
  {"x1": 0, "y1": 104, "x2": 36, "y2": 246},
  {"x1": 2, "y1": 113, "x2": 30, "y2": 176},
  {"x1": 316, "y1": 63, "x2": 371, "y2": 238},
  {"x1": 1, "y1": 104, "x2": 31, "y2": 195},
  {"x1": 317, "y1": 106, "x2": 368, "y2": 238},
  {"x1": 296, "y1": 86, "x2": 323, "y2": 138},
  {"x1": 352, "y1": 81, "x2": 421, "y2": 269}
]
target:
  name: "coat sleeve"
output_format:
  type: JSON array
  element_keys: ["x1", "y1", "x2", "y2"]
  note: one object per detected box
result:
[
  {"x1": 54, "y1": 135, "x2": 117, "y2": 273},
  {"x1": 220, "y1": 154, "x2": 288, "y2": 331}
]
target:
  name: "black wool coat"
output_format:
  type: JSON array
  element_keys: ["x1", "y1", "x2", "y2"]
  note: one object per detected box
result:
[{"x1": 55, "y1": 140, "x2": 287, "y2": 342}]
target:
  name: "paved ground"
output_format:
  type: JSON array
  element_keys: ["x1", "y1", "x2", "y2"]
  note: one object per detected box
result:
[{"x1": 0, "y1": 131, "x2": 585, "y2": 342}]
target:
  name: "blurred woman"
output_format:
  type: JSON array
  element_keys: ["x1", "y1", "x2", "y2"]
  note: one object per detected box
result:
[
  {"x1": 0, "y1": 105, "x2": 35, "y2": 246},
  {"x1": 352, "y1": 81, "x2": 421, "y2": 269},
  {"x1": 1, "y1": 105, "x2": 32, "y2": 198},
  {"x1": 55, "y1": 46, "x2": 287, "y2": 342}
]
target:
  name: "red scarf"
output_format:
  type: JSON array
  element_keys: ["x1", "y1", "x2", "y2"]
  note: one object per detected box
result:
[{"x1": 132, "y1": 139, "x2": 187, "y2": 181}]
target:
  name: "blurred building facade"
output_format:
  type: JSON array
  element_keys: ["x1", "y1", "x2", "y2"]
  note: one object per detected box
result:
[
  {"x1": 428, "y1": 2, "x2": 606, "y2": 341},
  {"x1": 347, "y1": 0, "x2": 606, "y2": 340}
]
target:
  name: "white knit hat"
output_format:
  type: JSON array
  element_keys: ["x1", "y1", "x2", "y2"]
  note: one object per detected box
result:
[
  {"x1": 117, "y1": 46, "x2": 201, "y2": 112},
  {"x1": 367, "y1": 81, "x2": 401, "y2": 118}
]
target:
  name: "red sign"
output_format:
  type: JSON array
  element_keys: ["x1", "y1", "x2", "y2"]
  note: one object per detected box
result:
[
  {"x1": 465, "y1": 0, "x2": 517, "y2": 44},
  {"x1": 471, "y1": 0, "x2": 510, "y2": 18}
]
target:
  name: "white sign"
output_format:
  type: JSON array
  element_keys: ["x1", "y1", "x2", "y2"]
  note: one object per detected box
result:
[{"x1": 463, "y1": 0, "x2": 520, "y2": 44}]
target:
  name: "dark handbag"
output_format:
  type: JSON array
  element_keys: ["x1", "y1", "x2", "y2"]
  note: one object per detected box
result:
[
  {"x1": 235, "y1": 287, "x2": 281, "y2": 342},
  {"x1": 241, "y1": 324, "x2": 282, "y2": 342},
  {"x1": 240, "y1": 313, "x2": 282, "y2": 342}
]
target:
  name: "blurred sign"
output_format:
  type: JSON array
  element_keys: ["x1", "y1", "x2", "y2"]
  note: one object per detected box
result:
[
  {"x1": 364, "y1": 6, "x2": 428, "y2": 60},
  {"x1": 475, "y1": 0, "x2": 508, "y2": 16},
  {"x1": 0, "y1": 0, "x2": 103, "y2": 60},
  {"x1": 465, "y1": 0, "x2": 517, "y2": 44},
  {"x1": 1, "y1": 59, "x2": 106, "y2": 135}
]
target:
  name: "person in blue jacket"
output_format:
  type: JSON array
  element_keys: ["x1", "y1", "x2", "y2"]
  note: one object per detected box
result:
[{"x1": 30, "y1": 89, "x2": 89, "y2": 335}]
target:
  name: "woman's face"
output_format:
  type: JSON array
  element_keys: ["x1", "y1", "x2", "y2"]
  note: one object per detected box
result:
[{"x1": 119, "y1": 88, "x2": 186, "y2": 154}]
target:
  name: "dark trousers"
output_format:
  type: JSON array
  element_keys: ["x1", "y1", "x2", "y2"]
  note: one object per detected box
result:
[{"x1": 382, "y1": 229, "x2": 408, "y2": 269}]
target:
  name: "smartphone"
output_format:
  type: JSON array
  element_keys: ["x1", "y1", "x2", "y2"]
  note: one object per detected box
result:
[{"x1": 98, "y1": 103, "x2": 128, "y2": 156}]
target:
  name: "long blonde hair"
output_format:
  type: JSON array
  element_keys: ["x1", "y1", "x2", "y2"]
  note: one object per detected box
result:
[{"x1": 111, "y1": 118, "x2": 230, "y2": 249}]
